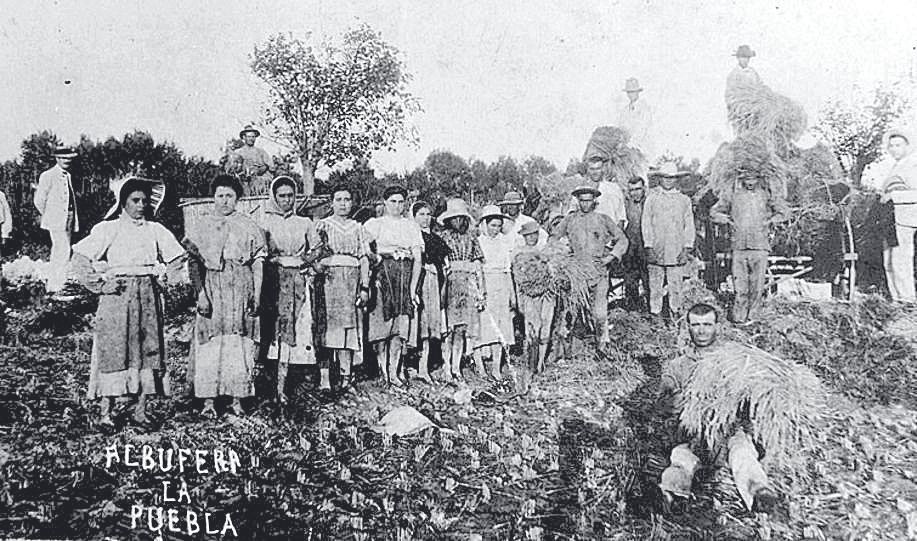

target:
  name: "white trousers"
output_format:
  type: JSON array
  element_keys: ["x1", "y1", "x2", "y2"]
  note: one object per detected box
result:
[
  {"x1": 884, "y1": 224, "x2": 916, "y2": 303},
  {"x1": 47, "y1": 229, "x2": 72, "y2": 292}
]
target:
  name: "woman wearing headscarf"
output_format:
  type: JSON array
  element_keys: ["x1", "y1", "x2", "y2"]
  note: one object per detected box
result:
[
  {"x1": 71, "y1": 176, "x2": 184, "y2": 426},
  {"x1": 313, "y1": 184, "x2": 370, "y2": 390},
  {"x1": 438, "y1": 198, "x2": 485, "y2": 383},
  {"x1": 257, "y1": 176, "x2": 322, "y2": 401},
  {"x1": 476, "y1": 204, "x2": 517, "y2": 379},
  {"x1": 411, "y1": 200, "x2": 450, "y2": 383},
  {"x1": 363, "y1": 186, "x2": 423, "y2": 387},
  {"x1": 185, "y1": 174, "x2": 267, "y2": 417}
]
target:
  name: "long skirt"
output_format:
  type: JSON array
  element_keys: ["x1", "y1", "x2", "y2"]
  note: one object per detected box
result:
[
  {"x1": 191, "y1": 262, "x2": 259, "y2": 398},
  {"x1": 88, "y1": 276, "x2": 170, "y2": 398},
  {"x1": 445, "y1": 261, "x2": 481, "y2": 339},
  {"x1": 478, "y1": 270, "x2": 515, "y2": 347},
  {"x1": 315, "y1": 261, "x2": 364, "y2": 365},
  {"x1": 415, "y1": 263, "x2": 444, "y2": 341},
  {"x1": 263, "y1": 264, "x2": 316, "y2": 365},
  {"x1": 368, "y1": 258, "x2": 415, "y2": 346}
]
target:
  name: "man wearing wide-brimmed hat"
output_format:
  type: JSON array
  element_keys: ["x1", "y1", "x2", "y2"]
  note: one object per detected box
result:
[
  {"x1": 642, "y1": 162, "x2": 695, "y2": 318},
  {"x1": 234, "y1": 125, "x2": 273, "y2": 196},
  {"x1": 34, "y1": 144, "x2": 80, "y2": 292},
  {"x1": 498, "y1": 190, "x2": 546, "y2": 247},
  {"x1": 552, "y1": 185, "x2": 628, "y2": 346},
  {"x1": 726, "y1": 44, "x2": 762, "y2": 99},
  {"x1": 616, "y1": 77, "x2": 654, "y2": 160}
]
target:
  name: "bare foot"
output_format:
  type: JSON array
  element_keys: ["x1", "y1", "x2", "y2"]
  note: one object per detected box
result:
[
  {"x1": 132, "y1": 411, "x2": 150, "y2": 425},
  {"x1": 97, "y1": 415, "x2": 114, "y2": 428},
  {"x1": 200, "y1": 404, "x2": 217, "y2": 418},
  {"x1": 230, "y1": 402, "x2": 246, "y2": 416},
  {"x1": 415, "y1": 373, "x2": 434, "y2": 385}
]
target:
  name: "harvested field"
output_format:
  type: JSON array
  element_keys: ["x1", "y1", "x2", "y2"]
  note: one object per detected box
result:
[{"x1": 0, "y1": 297, "x2": 916, "y2": 539}]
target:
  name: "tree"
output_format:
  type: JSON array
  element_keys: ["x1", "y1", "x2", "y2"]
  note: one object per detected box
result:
[
  {"x1": 251, "y1": 25, "x2": 420, "y2": 196},
  {"x1": 424, "y1": 150, "x2": 472, "y2": 200},
  {"x1": 813, "y1": 84, "x2": 911, "y2": 186}
]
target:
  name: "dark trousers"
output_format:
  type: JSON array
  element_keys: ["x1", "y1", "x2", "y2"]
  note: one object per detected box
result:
[{"x1": 622, "y1": 253, "x2": 649, "y2": 311}]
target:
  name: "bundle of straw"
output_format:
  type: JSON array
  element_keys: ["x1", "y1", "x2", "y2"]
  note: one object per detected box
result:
[
  {"x1": 582, "y1": 126, "x2": 646, "y2": 182},
  {"x1": 705, "y1": 135, "x2": 787, "y2": 197},
  {"x1": 530, "y1": 172, "x2": 584, "y2": 214},
  {"x1": 727, "y1": 83, "x2": 807, "y2": 150},
  {"x1": 677, "y1": 341, "x2": 823, "y2": 465}
]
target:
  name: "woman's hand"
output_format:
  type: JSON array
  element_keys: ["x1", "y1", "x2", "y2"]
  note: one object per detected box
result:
[
  {"x1": 356, "y1": 289, "x2": 370, "y2": 309},
  {"x1": 100, "y1": 277, "x2": 126, "y2": 295},
  {"x1": 196, "y1": 291, "x2": 212, "y2": 317},
  {"x1": 247, "y1": 296, "x2": 261, "y2": 317}
]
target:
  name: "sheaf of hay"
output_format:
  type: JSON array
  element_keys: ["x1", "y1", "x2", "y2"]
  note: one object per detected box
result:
[
  {"x1": 726, "y1": 83, "x2": 807, "y2": 150},
  {"x1": 582, "y1": 126, "x2": 646, "y2": 182},
  {"x1": 678, "y1": 341, "x2": 824, "y2": 467},
  {"x1": 705, "y1": 135, "x2": 788, "y2": 197}
]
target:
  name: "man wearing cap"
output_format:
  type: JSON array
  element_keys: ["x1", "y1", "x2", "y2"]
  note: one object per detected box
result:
[
  {"x1": 617, "y1": 78, "x2": 654, "y2": 160},
  {"x1": 552, "y1": 185, "x2": 628, "y2": 346},
  {"x1": 34, "y1": 144, "x2": 80, "y2": 292},
  {"x1": 235, "y1": 125, "x2": 273, "y2": 196},
  {"x1": 726, "y1": 45, "x2": 763, "y2": 101},
  {"x1": 499, "y1": 190, "x2": 547, "y2": 247},
  {"x1": 880, "y1": 128, "x2": 917, "y2": 302},
  {"x1": 642, "y1": 163, "x2": 695, "y2": 318}
]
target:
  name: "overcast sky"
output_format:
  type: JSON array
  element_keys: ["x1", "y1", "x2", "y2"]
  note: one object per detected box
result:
[{"x1": 1, "y1": 0, "x2": 915, "y2": 178}]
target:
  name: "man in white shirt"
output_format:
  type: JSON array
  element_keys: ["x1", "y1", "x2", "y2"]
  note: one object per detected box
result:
[
  {"x1": 574, "y1": 157, "x2": 627, "y2": 230},
  {"x1": 234, "y1": 125, "x2": 273, "y2": 196},
  {"x1": 499, "y1": 190, "x2": 547, "y2": 247},
  {"x1": 617, "y1": 78, "x2": 654, "y2": 161},
  {"x1": 0, "y1": 189, "x2": 12, "y2": 255},
  {"x1": 34, "y1": 144, "x2": 80, "y2": 292},
  {"x1": 881, "y1": 128, "x2": 917, "y2": 302},
  {"x1": 726, "y1": 45, "x2": 763, "y2": 98}
]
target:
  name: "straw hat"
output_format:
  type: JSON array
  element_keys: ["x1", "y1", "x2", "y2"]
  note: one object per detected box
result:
[
  {"x1": 52, "y1": 144, "x2": 77, "y2": 158},
  {"x1": 518, "y1": 221, "x2": 541, "y2": 236},
  {"x1": 479, "y1": 204, "x2": 509, "y2": 223},
  {"x1": 571, "y1": 185, "x2": 602, "y2": 198},
  {"x1": 437, "y1": 198, "x2": 473, "y2": 225},
  {"x1": 239, "y1": 125, "x2": 261, "y2": 138},
  {"x1": 623, "y1": 78, "x2": 643, "y2": 92},
  {"x1": 104, "y1": 176, "x2": 166, "y2": 220},
  {"x1": 733, "y1": 45, "x2": 756, "y2": 58},
  {"x1": 499, "y1": 191, "x2": 525, "y2": 205},
  {"x1": 885, "y1": 126, "x2": 911, "y2": 146},
  {"x1": 649, "y1": 162, "x2": 690, "y2": 178}
]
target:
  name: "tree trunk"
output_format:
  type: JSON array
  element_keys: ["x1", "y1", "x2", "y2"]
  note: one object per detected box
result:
[{"x1": 300, "y1": 157, "x2": 315, "y2": 197}]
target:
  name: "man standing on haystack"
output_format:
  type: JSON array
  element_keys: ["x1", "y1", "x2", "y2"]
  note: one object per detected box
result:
[
  {"x1": 642, "y1": 163, "x2": 695, "y2": 319},
  {"x1": 725, "y1": 45, "x2": 762, "y2": 98},
  {"x1": 34, "y1": 144, "x2": 80, "y2": 292},
  {"x1": 552, "y1": 185, "x2": 628, "y2": 346},
  {"x1": 710, "y1": 166, "x2": 789, "y2": 325},
  {"x1": 881, "y1": 127, "x2": 917, "y2": 303},
  {"x1": 235, "y1": 125, "x2": 273, "y2": 196},
  {"x1": 617, "y1": 77, "x2": 654, "y2": 162}
]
